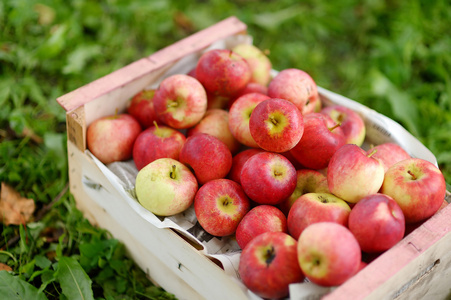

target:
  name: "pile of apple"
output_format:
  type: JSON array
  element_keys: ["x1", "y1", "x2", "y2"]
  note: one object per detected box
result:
[{"x1": 86, "y1": 43, "x2": 448, "y2": 299}]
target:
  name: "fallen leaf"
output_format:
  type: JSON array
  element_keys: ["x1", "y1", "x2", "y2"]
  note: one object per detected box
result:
[
  {"x1": 0, "y1": 182, "x2": 36, "y2": 226},
  {"x1": 22, "y1": 127, "x2": 43, "y2": 144},
  {"x1": 0, "y1": 263, "x2": 13, "y2": 272},
  {"x1": 173, "y1": 11, "x2": 195, "y2": 34}
]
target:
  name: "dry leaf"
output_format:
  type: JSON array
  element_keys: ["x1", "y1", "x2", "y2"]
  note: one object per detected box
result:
[
  {"x1": 173, "y1": 11, "x2": 195, "y2": 34},
  {"x1": 0, "y1": 263, "x2": 13, "y2": 272},
  {"x1": 0, "y1": 182, "x2": 36, "y2": 226}
]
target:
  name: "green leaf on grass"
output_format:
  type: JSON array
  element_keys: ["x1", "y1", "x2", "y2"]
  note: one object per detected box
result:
[
  {"x1": 56, "y1": 257, "x2": 94, "y2": 300},
  {"x1": 62, "y1": 44, "x2": 102, "y2": 75},
  {"x1": 0, "y1": 270, "x2": 48, "y2": 300},
  {"x1": 370, "y1": 69, "x2": 420, "y2": 136}
]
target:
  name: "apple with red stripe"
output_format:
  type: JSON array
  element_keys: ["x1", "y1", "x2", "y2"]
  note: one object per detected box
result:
[
  {"x1": 194, "y1": 178, "x2": 250, "y2": 237},
  {"x1": 153, "y1": 74, "x2": 207, "y2": 129},
  {"x1": 239, "y1": 231, "x2": 304, "y2": 299},
  {"x1": 249, "y1": 98, "x2": 304, "y2": 153}
]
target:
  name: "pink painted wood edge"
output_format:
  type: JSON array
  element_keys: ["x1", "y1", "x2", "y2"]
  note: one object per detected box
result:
[
  {"x1": 56, "y1": 16, "x2": 247, "y2": 112},
  {"x1": 325, "y1": 203, "x2": 451, "y2": 299}
]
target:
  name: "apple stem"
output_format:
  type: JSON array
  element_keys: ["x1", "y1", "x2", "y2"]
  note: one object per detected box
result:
[
  {"x1": 367, "y1": 149, "x2": 378, "y2": 158},
  {"x1": 270, "y1": 116, "x2": 278, "y2": 125},
  {"x1": 153, "y1": 121, "x2": 160, "y2": 134},
  {"x1": 167, "y1": 100, "x2": 178, "y2": 108},
  {"x1": 328, "y1": 123, "x2": 341, "y2": 132},
  {"x1": 265, "y1": 246, "x2": 276, "y2": 267},
  {"x1": 274, "y1": 170, "x2": 283, "y2": 177},
  {"x1": 407, "y1": 170, "x2": 417, "y2": 180},
  {"x1": 170, "y1": 165, "x2": 177, "y2": 179}
]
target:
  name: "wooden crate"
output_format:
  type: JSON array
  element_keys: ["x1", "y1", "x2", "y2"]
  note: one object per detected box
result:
[{"x1": 57, "y1": 16, "x2": 451, "y2": 300}]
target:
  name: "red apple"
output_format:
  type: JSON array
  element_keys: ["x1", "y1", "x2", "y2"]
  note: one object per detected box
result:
[
  {"x1": 240, "y1": 152, "x2": 297, "y2": 205},
  {"x1": 228, "y1": 148, "x2": 264, "y2": 184},
  {"x1": 236, "y1": 205, "x2": 287, "y2": 249},
  {"x1": 194, "y1": 178, "x2": 250, "y2": 236},
  {"x1": 249, "y1": 98, "x2": 304, "y2": 153},
  {"x1": 135, "y1": 158, "x2": 198, "y2": 216},
  {"x1": 205, "y1": 91, "x2": 231, "y2": 110},
  {"x1": 231, "y1": 43, "x2": 272, "y2": 86},
  {"x1": 380, "y1": 158, "x2": 447, "y2": 223},
  {"x1": 227, "y1": 82, "x2": 269, "y2": 109},
  {"x1": 289, "y1": 113, "x2": 345, "y2": 170},
  {"x1": 280, "y1": 151, "x2": 305, "y2": 170},
  {"x1": 297, "y1": 222, "x2": 361, "y2": 287},
  {"x1": 268, "y1": 68, "x2": 320, "y2": 115},
  {"x1": 127, "y1": 89, "x2": 159, "y2": 129},
  {"x1": 303, "y1": 92, "x2": 322, "y2": 115},
  {"x1": 187, "y1": 109, "x2": 241, "y2": 154},
  {"x1": 195, "y1": 48, "x2": 251, "y2": 97},
  {"x1": 278, "y1": 169, "x2": 330, "y2": 215},
  {"x1": 153, "y1": 74, "x2": 207, "y2": 129},
  {"x1": 235, "y1": 82, "x2": 269, "y2": 98},
  {"x1": 228, "y1": 92, "x2": 271, "y2": 148},
  {"x1": 368, "y1": 142, "x2": 411, "y2": 172},
  {"x1": 287, "y1": 193, "x2": 351, "y2": 240},
  {"x1": 327, "y1": 144, "x2": 385, "y2": 203},
  {"x1": 132, "y1": 123, "x2": 186, "y2": 170},
  {"x1": 179, "y1": 133, "x2": 232, "y2": 185},
  {"x1": 239, "y1": 231, "x2": 304, "y2": 299},
  {"x1": 348, "y1": 193, "x2": 405, "y2": 253},
  {"x1": 321, "y1": 105, "x2": 366, "y2": 146},
  {"x1": 87, "y1": 113, "x2": 142, "y2": 164}
]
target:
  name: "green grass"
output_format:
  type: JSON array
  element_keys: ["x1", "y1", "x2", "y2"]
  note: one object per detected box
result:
[{"x1": 1, "y1": 0, "x2": 451, "y2": 299}]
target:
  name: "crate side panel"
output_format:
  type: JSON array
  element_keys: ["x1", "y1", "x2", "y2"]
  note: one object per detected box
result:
[{"x1": 394, "y1": 241, "x2": 451, "y2": 300}]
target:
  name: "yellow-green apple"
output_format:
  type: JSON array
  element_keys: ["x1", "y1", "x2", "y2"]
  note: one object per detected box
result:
[
  {"x1": 235, "y1": 205, "x2": 287, "y2": 249},
  {"x1": 179, "y1": 133, "x2": 232, "y2": 185},
  {"x1": 228, "y1": 92, "x2": 270, "y2": 148},
  {"x1": 278, "y1": 169, "x2": 330, "y2": 215},
  {"x1": 132, "y1": 123, "x2": 186, "y2": 170},
  {"x1": 287, "y1": 193, "x2": 351, "y2": 240},
  {"x1": 153, "y1": 74, "x2": 207, "y2": 129},
  {"x1": 195, "y1": 48, "x2": 251, "y2": 97},
  {"x1": 249, "y1": 98, "x2": 304, "y2": 153},
  {"x1": 327, "y1": 144, "x2": 385, "y2": 203},
  {"x1": 87, "y1": 113, "x2": 142, "y2": 165},
  {"x1": 187, "y1": 109, "x2": 241, "y2": 154},
  {"x1": 289, "y1": 113, "x2": 345, "y2": 170},
  {"x1": 297, "y1": 222, "x2": 361, "y2": 287},
  {"x1": 240, "y1": 151, "x2": 297, "y2": 205},
  {"x1": 231, "y1": 43, "x2": 272, "y2": 86},
  {"x1": 268, "y1": 68, "x2": 320, "y2": 115},
  {"x1": 321, "y1": 105, "x2": 366, "y2": 146},
  {"x1": 127, "y1": 89, "x2": 159, "y2": 129},
  {"x1": 135, "y1": 158, "x2": 198, "y2": 216},
  {"x1": 238, "y1": 231, "x2": 304, "y2": 299},
  {"x1": 348, "y1": 193, "x2": 405, "y2": 253},
  {"x1": 368, "y1": 142, "x2": 411, "y2": 173},
  {"x1": 194, "y1": 178, "x2": 250, "y2": 236},
  {"x1": 227, "y1": 148, "x2": 264, "y2": 184},
  {"x1": 380, "y1": 158, "x2": 447, "y2": 223}
]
